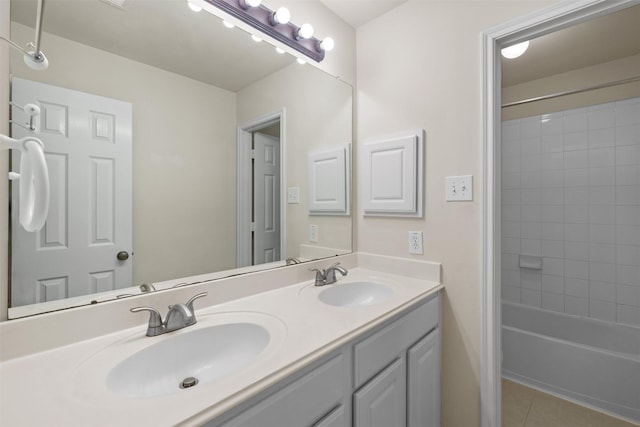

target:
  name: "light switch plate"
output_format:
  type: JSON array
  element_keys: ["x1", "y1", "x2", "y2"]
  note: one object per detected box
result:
[
  {"x1": 446, "y1": 175, "x2": 473, "y2": 201},
  {"x1": 287, "y1": 187, "x2": 300, "y2": 204},
  {"x1": 309, "y1": 224, "x2": 318, "y2": 242}
]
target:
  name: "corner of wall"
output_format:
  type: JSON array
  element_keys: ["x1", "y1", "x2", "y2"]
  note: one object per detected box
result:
[{"x1": 0, "y1": 0, "x2": 10, "y2": 321}]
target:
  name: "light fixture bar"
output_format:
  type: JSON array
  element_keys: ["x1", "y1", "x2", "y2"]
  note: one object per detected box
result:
[{"x1": 202, "y1": 0, "x2": 325, "y2": 62}]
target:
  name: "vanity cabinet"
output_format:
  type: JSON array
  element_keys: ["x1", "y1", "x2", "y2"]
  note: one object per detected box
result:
[{"x1": 206, "y1": 292, "x2": 440, "y2": 427}]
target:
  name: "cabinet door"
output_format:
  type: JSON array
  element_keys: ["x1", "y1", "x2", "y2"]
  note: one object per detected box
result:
[
  {"x1": 407, "y1": 328, "x2": 440, "y2": 427},
  {"x1": 313, "y1": 405, "x2": 346, "y2": 427},
  {"x1": 354, "y1": 357, "x2": 406, "y2": 427}
]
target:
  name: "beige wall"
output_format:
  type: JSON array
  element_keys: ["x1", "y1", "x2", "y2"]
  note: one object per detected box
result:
[
  {"x1": 10, "y1": 23, "x2": 238, "y2": 285},
  {"x1": 1, "y1": 0, "x2": 9, "y2": 320},
  {"x1": 237, "y1": 63, "x2": 353, "y2": 258},
  {"x1": 503, "y1": 53, "x2": 640, "y2": 120},
  {"x1": 356, "y1": 2, "x2": 555, "y2": 426}
]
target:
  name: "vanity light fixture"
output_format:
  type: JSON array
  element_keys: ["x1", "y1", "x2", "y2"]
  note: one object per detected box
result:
[
  {"x1": 296, "y1": 58, "x2": 306, "y2": 65},
  {"x1": 318, "y1": 37, "x2": 335, "y2": 52},
  {"x1": 501, "y1": 40, "x2": 530, "y2": 59},
  {"x1": 200, "y1": 0, "x2": 330, "y2": 62},
  {"x1": 187, "y1": 1, "x2": 203, "y2": 12},
  {"x1": 275, "y1": 47, "x2": 285, "y2": 54},
  {"x1": 223, "y1": 20, "x2": 235, "y2": 28}
]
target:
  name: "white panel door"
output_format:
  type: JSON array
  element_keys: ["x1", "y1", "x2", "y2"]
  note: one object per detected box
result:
[
  {"x1": 253, "y1": 132, "x2": 280, "y2": 264},
  {"x1": 11, "y1": 78, "x2": 133, "y2": 307},
  {"x1": 408, "y1": 329, "x2": 441, "y2": 427}
]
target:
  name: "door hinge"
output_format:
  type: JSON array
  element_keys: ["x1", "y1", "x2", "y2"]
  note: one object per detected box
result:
[
  {"x1": 250, "y1": 222, "x2": 256, "y2": 232},
  {"x1": 250, "y1": 149, "x2": 256, "y2": 159}
]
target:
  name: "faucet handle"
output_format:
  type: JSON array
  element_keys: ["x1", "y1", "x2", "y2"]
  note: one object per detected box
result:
[
  {"x1": 310, "y1": 268, "x2": 326, "y2": 286},
  {"x1": 185, "y1": 292, "x2": 208, "y2": 311},
  {"x1": 130, "y1": 306, "x2": 163, "y2": 326}
]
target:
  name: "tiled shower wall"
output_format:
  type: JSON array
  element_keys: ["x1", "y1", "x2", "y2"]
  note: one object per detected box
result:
[{"x1": 501, "y1": 97, "x2": 640, "y2": 327}]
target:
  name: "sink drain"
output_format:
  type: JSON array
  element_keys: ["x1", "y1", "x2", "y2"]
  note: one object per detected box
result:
[{"x1": 179, "y1": 376, "x2": 199, "y2": 389}]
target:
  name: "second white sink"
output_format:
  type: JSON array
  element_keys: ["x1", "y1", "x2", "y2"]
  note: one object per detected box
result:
[{"x1": 319, "y1": 281, "x2": 393, "y2": 307}]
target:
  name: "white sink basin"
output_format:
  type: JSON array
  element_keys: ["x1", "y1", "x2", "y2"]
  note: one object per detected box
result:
[
  {"x1": 319, "y1": 281, "x2": 393, "y2": 307},
  {"x1": 107, "y1": 322, "x2": 270, "y2": 398}
]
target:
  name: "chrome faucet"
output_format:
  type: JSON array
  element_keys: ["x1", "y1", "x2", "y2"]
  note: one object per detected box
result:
[
  {"x1": 310, "y1": 263, "x2": 348, "y2": 286},
  {"x1": 130, "y1": 292, "x2": 207, "y2": 337}
]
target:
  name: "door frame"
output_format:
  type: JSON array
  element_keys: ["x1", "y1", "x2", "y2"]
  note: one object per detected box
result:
[
  {"x1": 236, "y1": 109, "x2": 286, "y2": 267},
  {"x1": 480, "y1": 1, "x2": 639, "y2": 425}
]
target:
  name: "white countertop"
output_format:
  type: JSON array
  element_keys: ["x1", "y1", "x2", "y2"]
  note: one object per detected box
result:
[{"x1": 0, "y1": 267, "x2": 441, "y2": 427}]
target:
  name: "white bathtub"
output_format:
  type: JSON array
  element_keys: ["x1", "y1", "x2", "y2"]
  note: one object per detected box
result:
[{"x1": 502, "y1": 302, "x2": 640, "y2": 423}]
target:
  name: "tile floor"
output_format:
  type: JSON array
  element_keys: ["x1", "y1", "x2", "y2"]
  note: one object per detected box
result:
[{"x1": 502, "y1": 379, "x2": 640, "y2": 427}]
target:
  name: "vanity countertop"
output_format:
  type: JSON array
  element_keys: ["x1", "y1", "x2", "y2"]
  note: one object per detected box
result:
[{"x1": 0, "y1": 267, "x2": 441, "y2": 427}]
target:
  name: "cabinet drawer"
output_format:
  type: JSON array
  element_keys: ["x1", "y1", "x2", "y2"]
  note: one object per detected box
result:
[
  {"x1": 354, "y1": 294, "x2": 439, "y2": 388},
  {"x1": 219, "y1": 353, "x2": 346, "y2": 427}
]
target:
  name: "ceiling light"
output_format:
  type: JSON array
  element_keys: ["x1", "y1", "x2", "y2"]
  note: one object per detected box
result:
[
  {"x1": 239, "y1": 0, "x2": 261, "y2": 9},
  {"x1": 223, "y1": 20, "x2": 235, "y2": 28},
  {"x1": 187, "y1": 1, "x2": 202, "y2": 12},
  {"x1": 501, "y1": 40, "x2": 529, "y2": 59},
  {"x1": 270, "y1": 7, "x2": 290, "y2": 25},
  {"x1": 296, "y1": 23, "x2": 314, "y2": 40}
]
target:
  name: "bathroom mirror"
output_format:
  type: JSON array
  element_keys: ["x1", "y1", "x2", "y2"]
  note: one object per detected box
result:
[{"x1": 7, "y1": 0, "x2": 352, "y2": 318}]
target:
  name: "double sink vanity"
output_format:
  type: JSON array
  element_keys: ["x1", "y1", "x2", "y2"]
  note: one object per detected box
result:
[{"x1": 0, "y1": 254, "x2": 442, "y2": 426}]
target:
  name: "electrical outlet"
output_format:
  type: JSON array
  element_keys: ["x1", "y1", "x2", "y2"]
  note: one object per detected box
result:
[
  {"x1": 408, "y1": 231, "x2": 423, "y2": 255},
  {"x1": 309, "y1": 224, "x2": 318, "y2": 242},
  {"x1": 446, "y1": 175, "x2": 473, "y2": 201}
]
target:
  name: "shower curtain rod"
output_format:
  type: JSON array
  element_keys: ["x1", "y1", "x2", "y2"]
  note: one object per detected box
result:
[{"x1": 501, "y1": 75, "x2": 640, "y2": 108}]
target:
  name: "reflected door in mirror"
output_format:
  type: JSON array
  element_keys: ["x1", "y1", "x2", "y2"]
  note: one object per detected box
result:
[{"x1": 253, "y1": 132, "x2": 281, "y2": 264}]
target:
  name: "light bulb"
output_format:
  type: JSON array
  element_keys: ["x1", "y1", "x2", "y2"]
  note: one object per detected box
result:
[
  {"x1": 296, "y1": 23, "x2": 314, "y2": 40},
  {"x1": 275, "y1": 47, "x2": 285, "y2": 54},
  {"x1": 501, "y1": 40, "x2": 529, "y2": 59},
  {"x1": 296, "y1": 58, "x2": 305, "y2": 65},
  {"x1": 187, "y1": 1, "x2": 202, "y2": 12},
  {"x1": 239, "y1": 0, "x2": 261, "y2": 9},
  {"x1": 252, "y1": 35, "x2": 262, "y2": 43},
  {"x1": 271, "y1": 7, "x2": 291, "y2": 25},
  {"x1": 223, "y1": 20, "x2": 235, "y2": 28},
  {"x1": 319, "y1": 37, "x2": 334, "y2": 51}
]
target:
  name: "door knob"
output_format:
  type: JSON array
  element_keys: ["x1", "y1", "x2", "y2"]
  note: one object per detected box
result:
[{"x1": 117, "y1": 251, "x2": 129, "y2": 261}]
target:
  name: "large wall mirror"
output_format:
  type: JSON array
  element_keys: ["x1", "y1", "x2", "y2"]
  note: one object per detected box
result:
[{"x1": 8, "y1": 0, "x2": 352, "y2": 318}]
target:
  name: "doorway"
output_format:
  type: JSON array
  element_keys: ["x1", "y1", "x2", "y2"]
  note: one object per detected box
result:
[
  {"x1": 236, "y1": 110, "x2": 286, "y2": 268},
  {"x1": 481, "y1": 1, "x2": 640, "y2": 426}
]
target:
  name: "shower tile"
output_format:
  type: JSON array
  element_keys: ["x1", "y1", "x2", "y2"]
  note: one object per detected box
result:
[
  {"x1": 521, "y1": 137, "x2": 542, "y2": 155},
  {"x1": 589, "y1": 147, "x2": 615, "y2": 168},
  {"x1": 542, "y1": 188, "x2": 564, "y2": 205},
  {"x1": 588, "y1": 103, "x2": 615, "y2": 130},
  {"x1": 565, "y1": 223, "x2": 589, "y2": 242},
  {"x1": 564, "y1": 187, "x2": 588, "y2": 204},
  {"x1": 502, "y1": 237, "x2": 521, "y2": 254},
  {"x1": 589, "y1": 187, "x2": 615, "y2": 205},
  {"x1": 588, "y1": 167, "x2": 615, "y2": 187},
  {"x1": 503, "y1": 221, "x2": 521, "y2": 238},
  {"x1": 503, "y1": 172, "x2": 522, "y2": 189},
  {"x1": 564, "y1": 132, "x2": 588, "y2": 152},
  {"x1": 521, "y1": 154, "x2": 541, "y2": 172},
  {"x1": 521, "y1": 239, "x2": 541, "y2": 256},
  {"x1": 616, "y1": 304, "x2": 640, "y2": 327},
  {"x1": 503, "y1": 205, "x2": 522, "y2": 222},
  {"x1": 617, "y1": 285, "x2": 640, "y2": 307},
  {"x1": 522, "y1": 205, "x2": 542, "y2": 222},
  {"x1": 542, "y1": 240, "x2": 564, "y2": 258},
  {"x1": 615, "y1": 124, "x2": 640, "y2": 147},
  {"x1": 503, "y1": 156, "x2": 522, "y2": 173},
  {"x1": 589, "y1": 262, "x2": 616, "y2": 283},
  {"x1": 502, "y1": 285, "x2": 521, "y2": 304},
  {"x1": 521, "y1": 118, "x2": 541, "y2": 139},
  {"x1": 589, "y1": 281, "x2": 616, "y2": 303},
  {"x1": 541, "y1": 152, "x2": 563, "y2": 170},
  {"x1": 565, "y1": 278, "x2": 589, "y2": 297},
  {"x1": 589, "y1": 205, "x2": 615, "y2": 225},
  {"x1": 542, "y1": 292, "x2": 565, "y2": 312},
  {"x1": 541, "y1": 112, "x2": 564, "y2": 135},
  {"x1": 616, "y1": 264, "x2": 640, "y2": 287},
  {"x1": 616, "y1": 225, "x2": 640, "y2": 246},
  {"x1": 616, "y1": 206, "x2": 640, "y2": 225},
  {"x1": 616, "y1": 245, "x2": 640, "y2": 266},
  {"x1": 542, "y1": 275, "x2": 564, "y2": 294},
  {"x1": 565, "y1": 241, "x2": 589, "y2": 261},
  {"x1": 521, "y1": 188, "x2": 542, "y2": 205},
  {"x1": 615, "y1": 185, "x2": 640, "y2": 206},
  {"x1": 502, "y1": 253, "x2": 520, "y2": 270},
  {"x1": 502, "y1": 140, "x2": 522, "y2": 159},
  {"x1": 502, "y1": 189, "x2": 521, "y2": 205},
  {"x1": 565, "y1": 295, "x2": 589, "y2": 316},
  {"x1": 588, "y1": 243, "x2": 616, "y2": 264},
  {"x1": 503, "y1": 269, "x2": 521, "y2": 287},
  {"x1": 502, "y1": 120, "x2": 521, "y2": 141},
  {"x1": 521, "y1": 171, "x2": 542, "y2": 189},
  {"x1": 521, "y1": 289, "x2": 542, "y2": 308},
  {"x1": 564, "y1": 205, "x2": 588, "y2": 224},
  {"x1": 616, "y1": 145, "x2": 640, "y2": 166},
  {"x1": 541, "y1": 170, "x2": 564, "y2": 188},
  {"x1": 589, "y1": 127, "x2": 616, "y2": 149},
  {"x1": 565, "y1": 260, "x2": 589, "y2": 280},
  {"x1": 521, "y1": 222, "x2": 542, "y2": 239},
  {"x1": 589, "y1": 299, "x2": 616, "y2": 322},
  {"x1": 542, "y1": 257, "x2": 564, "y2": 276},
  {"x1": 541, "y1": 134, "x2": 563, "y2": 152},
  {"x1": 589, "y1": 224, "x2": 615, "y2": 244},
  {"x1": 564, "y1": 168, "x2": 588, "y2": 187},
  {"x1": 615, "y1": 100, "x2": 640, "y2": 127},
  {"x1": 542, "y1": 223, "x2": 564, "y2": 241},
  {"x1": 542, "y1": 205, "x2": 564, "y2": 223},
  {"x1": 615, "y1": 165, "x2": 640, "y2": 186},
  {"x1": 564, "y1": 110, "x2": 588, "y2": 133},
  {"x1": 564, "y1": 149, "x2": 589, "y2": 168},
  {"x1": 521, "y1": 270, "x2": 542, "y2": 290}
]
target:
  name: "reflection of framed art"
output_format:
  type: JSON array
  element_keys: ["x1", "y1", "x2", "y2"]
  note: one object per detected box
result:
[
  {"x1": 361, "y1": 130, "x2": 424, "y2": 217},
  {"x1": 307, "y1": 144, "x2": 351, "y2": 215}
]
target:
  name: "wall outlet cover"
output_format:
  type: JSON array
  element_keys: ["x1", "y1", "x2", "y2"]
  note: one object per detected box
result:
[
  {"x1": 408, "y1": 231, "x2": 423, "y2": 255},
  {"x1": 287, "y1": 187, "x2": 300, "y2": 204},
  {"x1": 309, "y1": 224, "x2": 318, "y2": 242}
]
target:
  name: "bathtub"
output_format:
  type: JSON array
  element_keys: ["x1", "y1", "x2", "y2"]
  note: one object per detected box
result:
[{"x1": 502, "y1": 302, "x2": 640, "y2": 423}]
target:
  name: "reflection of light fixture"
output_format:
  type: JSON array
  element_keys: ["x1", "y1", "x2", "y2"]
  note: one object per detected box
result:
[
  {"x1": 269, "y1": 7, "x2": 291, "y2": 25},
  {"x1": 187, "y1": 1, "x2": 202, "y2": 12},
  {"x1": 296, "y1": 23, "x2": 314, "y2": 40},
  {"x1": 501, "y1": 41, "x2": 530, "y2": 59},
  {"x1": 239, "y1": 0, "x2": 261, "y2": 9},
  {"x1": 223, "y1": 20, "x2": 235, "y2": 28},
  {"x1": 296, "y1": 58, "x2": 306, "y2": 65},
  {"x1": 275, "y1": 47, "x2": 285, "y2": 54},
  {"x1": 251, "y1": 35, "x2": 262, "y2": 43},
  {"x1": 202, "y1": 0, "x2": 329, "y2": 62}
]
